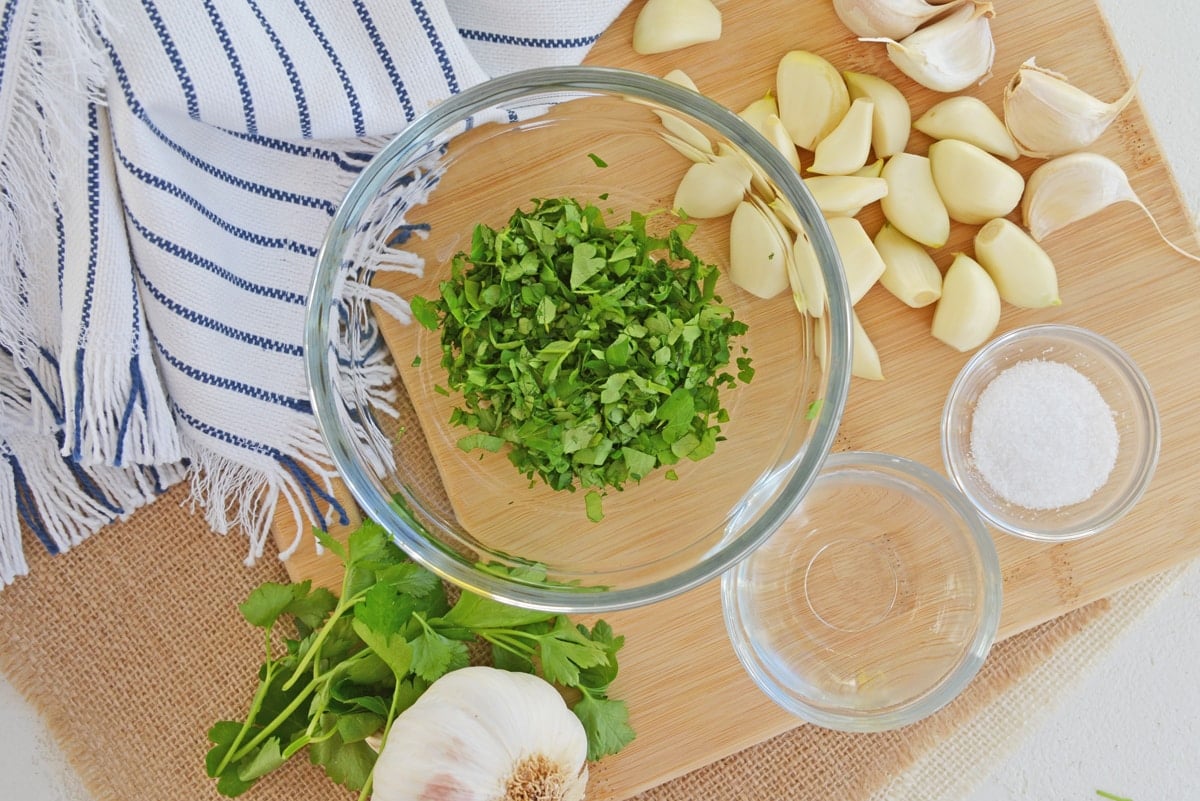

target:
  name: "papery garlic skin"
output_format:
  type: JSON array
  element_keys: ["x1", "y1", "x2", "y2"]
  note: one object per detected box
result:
[
  {"x1": 834, "y1": 0, "x2": 962, "y2": 40},
  {"x1": 632, "y1": 0, "x2": 722, "y2": 55},
  {"x1": 914, "y1": 95, "x2": 1019, "y2": 160},
  {"x1": 373, "y1": 667, "x2": 588, "y2": 801},
  {"x1": 1003, "y1": 59, "x2": 1137, "y2": 158},
  {"x1": 928, "y1": 138, "x2": 1024, "y2": 224},
  {"x1": 872, "y1": 1, "x2": 995, "y2": 93},
  {"x1": 1020, "y1": 151, "x2": 1137, "y2": 241}
]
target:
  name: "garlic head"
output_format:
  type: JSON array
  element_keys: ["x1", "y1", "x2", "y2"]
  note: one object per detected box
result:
[
  {"x1": 1003, "y1": 59, "x2": 1137, "y2": 158},
  {"x1": 373, "y1": 666, "x2": 589, "y2": 801}
]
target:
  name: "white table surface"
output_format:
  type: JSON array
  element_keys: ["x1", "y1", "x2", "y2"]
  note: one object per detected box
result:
[{"x1": 3, "y1": 2, "x2": 1198, "y2": 799}]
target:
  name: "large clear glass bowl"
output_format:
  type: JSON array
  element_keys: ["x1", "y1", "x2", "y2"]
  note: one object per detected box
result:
[{"x1": 306, "y1": 66, "x2": 851, "y2": 611}]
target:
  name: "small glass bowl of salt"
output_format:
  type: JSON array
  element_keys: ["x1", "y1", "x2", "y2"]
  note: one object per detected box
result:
[{"x1": 942, "y1": 324, "x2": 1160, "y2": 542}]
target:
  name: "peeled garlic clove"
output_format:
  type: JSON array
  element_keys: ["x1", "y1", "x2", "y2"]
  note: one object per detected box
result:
[
  {"x1": 673, "y1": 159, "x2": 745, "y2": 218},
  {"x1": 914, "y1": 95, "x2": 1019, "y2": 160},
  {"x1": 871, "y1": 1, "x2": 995, "y2": 93},
  {"x1": 931, "y1": 252, "x2": 1001, "y2": 352},
  {"x1": 854, "y1": 158, "x2": 885, "y2": 178},
  {"x1": 661, "y1": 132, "x2": 712, "y2": 163},
  {"x1": 880, "y1": 152, "x2": 950, "y2": 248},
  {"x1": 776, "y1": 50, "x2": 851, "y2": 150},
  {"x1": 1021, "y1": 151, "x2": 1200, "y2": 261},
  {"x1": 663, "y1": 69, "x2": 699, "y2": 92},
  {"x1": 739, "y1": 93, "x2": 779, "y2": 134},
  {"x1": 633, "y1": 0, "x2": 723, "y2": 54},
  {"x1": 813, "y1": 313, "x2": 828, "y2": 372},
  {"x1": 928, "y1": 138, "x2": 1024, "y2": 224},
  {"x1": 973, "y1": 218, "x2": 1061, "y2": 308},
  {"x1": 804, "y1": 175, "x2": 889, "y2": 217},
  {"x1": 810, "y1": 97, "x2": 875, "y2": 175},
  {"x1": 790, "y1": 227, "x2": 827, "y2": 318},
  {"x1": 834, "y1": 0, "x2": 964, "y2": 40},
  {"x1": 842, "y1": 71, "x2": 911, "y2": 159},
  {"x1": 763, "y1": 113, "x2": 802, "y2": 172},
  {"x1": 717, "y1": 142, "x2": 774, "y2": 200},
  {"x1": 1003, "y1": 59, "x2": 1138, "y2": 158},
  {"x1": 656, "y1": 111, "x2": 714, "y2": 155},
  {"x1": 874, "y1": 223, "x2": 942, "y2": 308},
  {"x1": 827, "y1": 216, "x2": 887, "y2": 305},
  {"x1": 729, "y1": 200, "x2": 791, "y2": 298},
  {"x1": 851, "y1": 310, "x2": 884, "y2": 380},
  {"x1": 768, "y1": 196, "x2": 804, "y2": 235}
]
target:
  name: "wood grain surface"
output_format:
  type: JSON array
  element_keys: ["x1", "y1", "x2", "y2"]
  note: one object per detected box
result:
[{"x1": 274, "y1": 1, "x2": 1200, "y2": 797}]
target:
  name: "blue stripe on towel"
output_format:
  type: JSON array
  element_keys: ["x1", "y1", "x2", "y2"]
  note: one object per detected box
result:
[
  {"x1": 4, "y1": 453, "x2": 58, "y2": 554},
  {"x1": 202, "y1": 0, "x2": 257, "y2": 134},
  {"x1": 456, "y1": 28, "x2": 601, "y2": 49},
  {"x1": 70, "y1": 103, "x2": 104, "y2": 461},
  {"x1": 140, "y1": 0, "x2": 200, "y2": 120},
  {"x1": 410, "y1": 0, "x2": 459, "y2": 94},
  {"x1": 115, "y1": 144, "x2": 318, "y2": 257},
  {"x1": 126, "y1": 210, "x2": 308, "y2": 304},
  {"x1": 101, "y1": 36, "x2": 338, "y2": 214},
  {"x1": 154, "y1": 339, "x2": 311, "y2": 413},
  {"x1": 134, "y1": 266, "x2": 304, "y2": 355},
  {"x1": 215, "y1": 128, "x2": 367, "y2": 174},
  {"x1": 0, "y1": 1, "x2": 18, "y2": 88},
  {"x1": 294, "y1": 0, "x2": 365, "y2": 137},
  {"x1": 246, "y1": 0, "x2": 312, "y2": 138},
  {"x1": 352, "y1": 0, "x2": 415, "y2": 120},
  {"x1": 172, "y1": 403, "x2": 348, "y2": 526}
]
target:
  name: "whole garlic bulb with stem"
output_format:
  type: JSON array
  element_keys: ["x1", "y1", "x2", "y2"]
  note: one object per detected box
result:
[{"x1": 372, "y1": 666, "x2": 589, "y2": 801}]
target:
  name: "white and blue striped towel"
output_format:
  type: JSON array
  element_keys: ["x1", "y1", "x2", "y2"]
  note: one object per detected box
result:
[{"x1": 0, "y1": 0, "x2": 631, "y2": 586}]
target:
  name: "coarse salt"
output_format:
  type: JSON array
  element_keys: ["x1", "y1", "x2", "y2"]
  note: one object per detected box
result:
[{"x1": 969, "y1": 359, "x2": 1118, "y2": 510}]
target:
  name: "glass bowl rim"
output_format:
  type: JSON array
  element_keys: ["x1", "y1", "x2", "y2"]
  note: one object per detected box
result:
[
  {"x1": 721, "y1": 450, "x2": 1003, "y2": 731},
  {"x1": 940, "y1": 323, "x2": 1162, "y2": 542},
  {"x1": 305, "y1": 65, "x2": 854, "y2": 612}
]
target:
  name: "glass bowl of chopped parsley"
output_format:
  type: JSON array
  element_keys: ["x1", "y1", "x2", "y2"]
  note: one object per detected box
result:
[
  {"x1": 306, "y1": 66, "x2": 852, "y2": 611},
  {"x1": 941, "y1": 324, "x2": 1161, "y2": 542}
]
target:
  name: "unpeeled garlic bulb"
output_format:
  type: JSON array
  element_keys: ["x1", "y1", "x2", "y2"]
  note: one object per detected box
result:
[
  {"x1": 373, "y1": 666, "x2": 588, "y2": 801},
  {"x1": 834, "y1": 0, "x2": 963, "y2": 40},
  {"x1": 869, "y1": 1, "x2": 995, "y2": 93},
  {"x1": 1003, "y1": 59, "x2": 1137, "y2": 158},
  {"x1": 632, "y1": 0, "x2": 722, "y2": 54},
  {"x1": 914, "y1": 95, "x2": 1019, "y2": 160},
  {"x1": 1021, "y1": 151, "x2": 1200, "y2": 261}
]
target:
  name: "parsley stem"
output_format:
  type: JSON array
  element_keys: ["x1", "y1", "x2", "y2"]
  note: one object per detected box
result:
[
  {"x1": 281, "y1": 593, "x2": 361, "y2": 691},
  {"x1": 213, "y1": 659, "x2": 277, "y2": 776}
]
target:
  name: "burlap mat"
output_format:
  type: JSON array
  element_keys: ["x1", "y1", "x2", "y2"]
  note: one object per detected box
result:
[{"x1": 0, "y1": 481, "x2": 1162, "y2": 801}]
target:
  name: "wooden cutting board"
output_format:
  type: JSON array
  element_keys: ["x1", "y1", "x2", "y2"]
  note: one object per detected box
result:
[{"x1": 275, "y1": 1, "x2": 1200, "y2": 797}]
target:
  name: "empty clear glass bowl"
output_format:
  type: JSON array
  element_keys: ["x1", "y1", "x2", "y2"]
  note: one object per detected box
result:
[
  {"x1": 306, "y1": 67, "x2": 852, "y2": 611},
  {"x1": 722, "y1": 451, "x2": 1002, "y2": 731}
]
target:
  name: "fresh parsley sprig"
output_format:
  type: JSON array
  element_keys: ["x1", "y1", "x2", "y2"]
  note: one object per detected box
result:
[{"x1": 205, "y1": 518, "x2": 634, "y2": 798}]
